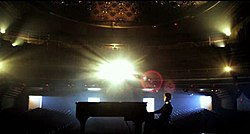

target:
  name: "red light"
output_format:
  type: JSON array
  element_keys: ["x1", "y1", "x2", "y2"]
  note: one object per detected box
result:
[{"x1": 140, "y1": 70, "x2": 163, "y2": 92}]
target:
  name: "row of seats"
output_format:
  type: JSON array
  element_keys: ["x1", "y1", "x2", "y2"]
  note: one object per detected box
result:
[
  {"x1": 2, "y1": 107, "x2": 250, "y2": 134},
  {"x1": 0, "y1": 108, "x2": 80, "y2": 134}
]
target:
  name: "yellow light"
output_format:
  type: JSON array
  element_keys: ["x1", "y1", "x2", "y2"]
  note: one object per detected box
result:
[
  {"x1": 12, "y1": 38, "x2": 24, "y2": 46},
  {"x1": 214, "y1": 19, "x2": 231, "y2": 37},
  {"x1": 223, "y1": 27, "x2": 231, "y2": 36},
  {"x1": 0, "y1": 62, "x2": 3, "y2": 71},
  {"x1": 0, "y1": 61, "x2": 7, "y2": 72},
  {"x1": 97, "y1": 59, "x2": 136, "y2": 83},
  {"x1": 0, "y1": 28, "x2": 6, "y2": 34},
  {"x1": 0, "y1": 60, "x2": 10, "y2": 73},
  {"x1": 224, "y1": 66, "x2": 232, "y2": 72},
  {"x1": 12, "y1": 42, "x2": 19, "y2": 46},
  {"x1": 216, "y1": 42, "x2": 225, "y2": 47},
  {"x1": 1, "y1": 21, "x2": 12, "y2": 34}
]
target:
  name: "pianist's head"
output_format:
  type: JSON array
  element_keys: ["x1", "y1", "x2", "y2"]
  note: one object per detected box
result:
[{"x1": 164, "y1": 93, "x2": 172, "y2": 102}]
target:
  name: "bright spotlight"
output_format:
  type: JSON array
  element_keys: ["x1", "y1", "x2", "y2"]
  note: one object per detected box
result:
[
  {"x1": 12, "y1": 42, "x2": 19, "y2": 46},
  {"x1": 0, "y1": 28, "x2": 6, "y2": 34},
  {"x1": 215, "y1": 20, "x2": 231, "y2": 37},
  {"x1": 223, "y1": 27, "x2": 231, "y2": 36},
  {"x1": 224, "y1": 66, "x2": 232, "y2": 72},
  {"x1": 1, "y1": 22, "x2": 10, "y2": 34},
  {"x1": 12, "y1": 38, "x2": 24, "y2": 46},
  {"x1": 97, "y1": 59, "x2": 136, "y2": 83}
]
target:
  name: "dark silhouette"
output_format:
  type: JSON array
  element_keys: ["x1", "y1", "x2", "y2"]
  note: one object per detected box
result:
[{"x1": 143, "y1": 93, "x2": 173, "y2": 134}]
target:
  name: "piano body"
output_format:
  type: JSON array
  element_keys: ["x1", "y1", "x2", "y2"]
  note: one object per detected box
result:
[{"x1": 75, "y1": 102, "x2": 151, "y2": 134}]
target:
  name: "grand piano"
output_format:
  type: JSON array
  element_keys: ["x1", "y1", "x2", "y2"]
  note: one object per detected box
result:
[{"x1": 75, "y1": 102, "x2": 151, "y2": 134}]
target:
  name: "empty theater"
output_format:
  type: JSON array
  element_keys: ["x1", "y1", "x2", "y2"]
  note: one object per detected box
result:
[{"x1": 1, "y1": 1, "x2": 250, "y2": 134}]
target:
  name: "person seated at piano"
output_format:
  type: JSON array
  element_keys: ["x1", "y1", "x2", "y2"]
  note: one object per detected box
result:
[{"x1": 143, "y1": 92, "x2": 173, "y2": 134}]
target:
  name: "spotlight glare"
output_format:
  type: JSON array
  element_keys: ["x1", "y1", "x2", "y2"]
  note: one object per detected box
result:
[
  {"x1": 12, "y1": 42, "x2": 18, "y2": 46},
  {"x1": 223, "y1": 27, "x2": 231, "y2": 36},
  {"x1": 12, "y1": 38, "x2": 24, "y2": 46},
  {"x1": 0, "y1": 28, "x2": 6, "y2": 34},
  {"x1": 97, "y1": 59, "x2": 136, "y2": 83},
  {"x1": 224, "y1": 66, "x2": 232, "y2": 72}
]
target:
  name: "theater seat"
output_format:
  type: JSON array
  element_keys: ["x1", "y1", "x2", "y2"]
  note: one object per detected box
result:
[{"x1": 0, "y1": 108, "x2": 80, "y2": 134}]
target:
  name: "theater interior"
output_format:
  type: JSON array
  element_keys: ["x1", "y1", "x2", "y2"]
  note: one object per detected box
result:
[{"x1": 1, "y1": 1, "x2": 250, "y2": 134}]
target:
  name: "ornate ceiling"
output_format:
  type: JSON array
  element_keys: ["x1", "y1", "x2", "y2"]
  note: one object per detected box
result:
[
  {"x1": 29, "y1": 1, "x2": 217, "y2": 28},
  {"x1": 0, "y1": 1, "x2": 240, "y2": 41}
]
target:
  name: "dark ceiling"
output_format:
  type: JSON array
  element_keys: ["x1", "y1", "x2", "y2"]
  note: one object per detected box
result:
[
  {"x1": 0, "y1": 1, "x2": 240, "y2": 39},
  {"x1": 0, "y1": 1, "x2": 250, "y2": 89}
]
